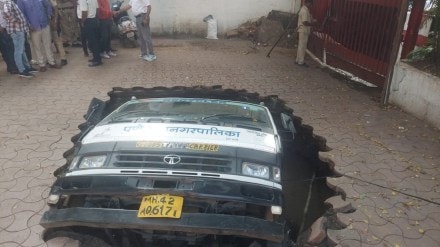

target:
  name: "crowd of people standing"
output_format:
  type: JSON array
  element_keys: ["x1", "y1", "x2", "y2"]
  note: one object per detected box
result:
[
  {"x1": 0, "y1": 0, "x2": 156, "y2": 78},
  {"x1": 1, "y1": 0, "x2": 313, "y2": 78}
]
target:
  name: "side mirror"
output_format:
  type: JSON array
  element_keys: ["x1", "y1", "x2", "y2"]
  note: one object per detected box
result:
[
  {"x1": 281, "y1": 113, "x2": 296, "y2": 138},
  {"x1": 84, "y1": 98, "x2": 105, "y2": 125}
]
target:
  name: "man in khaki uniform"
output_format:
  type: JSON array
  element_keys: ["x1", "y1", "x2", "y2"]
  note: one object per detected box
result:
[
  {"x1": 57, "y1": 0, "x2": 80, "y2": 46},
  {"x1": 296, "y1": 0, "x2": 314, "y2": 67},
  {"x1": 50, "y1": 0, "x2": 67, "y2": 65}
]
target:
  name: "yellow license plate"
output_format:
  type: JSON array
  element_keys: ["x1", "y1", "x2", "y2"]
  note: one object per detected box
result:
[{"x1": 137, "y1": 195, "x2": 183, "y2": 218}]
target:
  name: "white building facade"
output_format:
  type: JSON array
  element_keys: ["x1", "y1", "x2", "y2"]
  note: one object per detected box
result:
[{"x1": 120, "y1": 0, "x2": 300, "y2": 36}]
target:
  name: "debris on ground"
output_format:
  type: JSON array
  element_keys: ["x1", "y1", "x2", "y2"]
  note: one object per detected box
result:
[{"x1": 226, "y1": 10, "x2": 298, "y2": 48}]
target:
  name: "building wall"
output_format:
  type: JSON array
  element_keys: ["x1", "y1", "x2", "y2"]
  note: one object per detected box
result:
[
  {"x1": 390, "y1": 62, "x2": 440, "y2": 129},
  {"x1": 120, "y1": 0, "x2": 298, "y2": 36}
]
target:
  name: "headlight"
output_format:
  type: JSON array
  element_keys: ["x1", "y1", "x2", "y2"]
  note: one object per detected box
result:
[
  {"x1": 68, "y1": 156, "x2": 80, "y2": 170},
  {"x1": 79, "y1": 155, "x2": 107, "y2": 168},
  {"x1": 273, "y1": 167, "x2": 281, "y2": 182},
  {"x1": 242, "y1": 162, "x2": 269, "y2": 179}
]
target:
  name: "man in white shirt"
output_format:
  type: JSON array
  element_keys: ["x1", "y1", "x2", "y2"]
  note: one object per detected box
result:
[
  {"x1": 77, "y1": 0, "x2": 102, "y2": 66},
  {"x1": 296, "y1": 0, "x2": 314, "y2": 67},
  {"x1": 116, "y1": 0, "x2": 156, "y2": 61}
]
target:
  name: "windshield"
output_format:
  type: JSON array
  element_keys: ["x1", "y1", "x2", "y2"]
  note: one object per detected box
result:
[{"x1": 99, "y1": 98, "x2": 273, "y2": 132}]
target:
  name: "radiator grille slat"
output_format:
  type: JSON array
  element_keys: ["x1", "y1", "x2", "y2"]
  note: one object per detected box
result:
[{"x1": 114, "y1": 153, "x2": 233, "y2": 173}]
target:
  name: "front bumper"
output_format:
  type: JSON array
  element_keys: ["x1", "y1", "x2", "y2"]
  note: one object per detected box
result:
[{"x1": 41, "y1": 207, "x2": 285, "y2": 242}]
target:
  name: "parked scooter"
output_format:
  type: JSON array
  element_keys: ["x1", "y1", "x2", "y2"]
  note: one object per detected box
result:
[{"x1": 111, "y1": 0, "x2": 138, "y2": 47}]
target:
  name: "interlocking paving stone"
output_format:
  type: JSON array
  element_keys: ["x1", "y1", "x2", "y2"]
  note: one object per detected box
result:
[
  {"x1": 6, "y1": 211, "x2": 36, "y2": 232},
  {"x1": 11, "y1": 200, "x2": 45, "y2": 215},
  {"x1": 0, "y1": 228, "x2": 31, "y2": 245},
  {"x1": 328, "y1": 227, "x2": 363, "y2": 246},
  {"x1": 2, "y1": 164, "x2": 21, "y2": 178},
  {"x1": 0, "y1": 149, "x2": 19, "y2": 160},
  {"x1": 21, "y1": 225, "x2": 46, "y2": 247},
  {"x1": 0, "y1": 38, "x2": 439, "y2": 247},
  {"x1": 1, "y1": 243, "x2": 22, "y2": 247},
  {"x1": 0, "y1": 189, "x2": 30, "y2": 202},
  {"x1": 403, "y1": 234, "x2": 440, "y2": 247},
  {"x1": 0, "y1": 215, "x2": 15, "y2": 230}
]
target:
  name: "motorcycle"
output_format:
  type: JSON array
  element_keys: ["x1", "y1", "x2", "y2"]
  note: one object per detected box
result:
[{"x1": 111, "y1": 0, "x2": 138, "y2": 48}]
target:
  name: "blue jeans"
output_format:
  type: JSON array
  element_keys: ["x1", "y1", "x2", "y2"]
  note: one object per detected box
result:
[{"x1": 10, "y1": 31, "x2": 31, "y2": 73}]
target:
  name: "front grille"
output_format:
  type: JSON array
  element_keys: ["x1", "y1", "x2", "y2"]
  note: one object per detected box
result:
[{"x1": 113, "y1": 153, "x2": 233, "y2": 173}]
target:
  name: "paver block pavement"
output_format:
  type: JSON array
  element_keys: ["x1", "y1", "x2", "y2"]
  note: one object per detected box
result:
[{"x1": 0, "y1": 38, "x2": 439, "y2": 246}]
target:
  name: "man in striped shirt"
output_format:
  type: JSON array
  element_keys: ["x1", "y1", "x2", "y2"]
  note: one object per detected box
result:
[
  {"x1": 0, "y1": 0, "x2": 36, "y2": 77},
  {"x1": 0, "y1": 8, "x2": 18, "y2": 74}
]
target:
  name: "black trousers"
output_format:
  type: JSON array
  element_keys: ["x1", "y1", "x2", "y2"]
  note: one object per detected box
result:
[
  {"x1": 99, "y1": 19, "x2": 112, "y2": 53},
  {"x1": 80, "y1": 22, "x2": 88, "y2": 55},
  {"x1": 0, "y1": 30, "x2": 18, "y2": 72},
  {"x1": 83, "y1": 18, "x2": 101, "y2": 63}
]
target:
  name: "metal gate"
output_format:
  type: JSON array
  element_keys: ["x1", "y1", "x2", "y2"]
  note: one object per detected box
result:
[{"x1": 308, "y1": 0, "x2": 406, "y2": 87}]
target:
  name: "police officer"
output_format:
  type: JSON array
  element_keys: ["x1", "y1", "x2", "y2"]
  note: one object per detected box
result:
[{"x1": 57, "y1": 0, "x2": 80, "y2": 47}]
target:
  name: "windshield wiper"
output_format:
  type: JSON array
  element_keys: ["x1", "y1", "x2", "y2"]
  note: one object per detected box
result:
[{"x1": 201, "y1": 113, "x2": 265, "y2": 123}]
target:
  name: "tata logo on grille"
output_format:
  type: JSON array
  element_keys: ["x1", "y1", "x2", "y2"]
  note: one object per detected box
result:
[{"x1": 163, "y1": 155, "x2": 181, "y2": 165}]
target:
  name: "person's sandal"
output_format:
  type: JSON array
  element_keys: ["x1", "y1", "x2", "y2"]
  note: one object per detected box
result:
[{"x1": 49, "y1": 63, "x2": 62, "y2": 69}]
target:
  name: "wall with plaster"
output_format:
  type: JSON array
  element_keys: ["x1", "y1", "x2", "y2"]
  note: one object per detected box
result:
[
  {"x1": 390, "y1": 62, "x2": 440, "y2": 129},
  {"x1": 115, "y1": 0, "x2": 298, "y2": 35}
]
